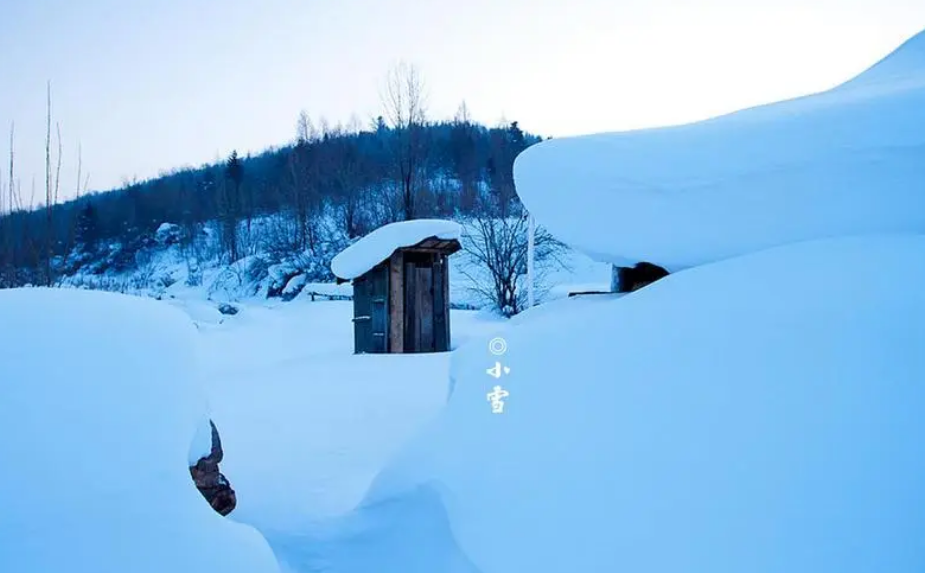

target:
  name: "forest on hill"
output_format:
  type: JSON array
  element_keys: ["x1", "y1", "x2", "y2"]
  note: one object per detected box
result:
[{"x1": 0, "y1": 69, "x2": 543, "y2": 293}]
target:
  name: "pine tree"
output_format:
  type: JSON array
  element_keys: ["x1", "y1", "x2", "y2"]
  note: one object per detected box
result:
[{"x1": 74, "y1": 202, "x2": 99, "y2": 253}]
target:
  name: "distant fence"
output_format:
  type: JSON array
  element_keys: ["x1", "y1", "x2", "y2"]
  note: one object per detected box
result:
[
  {"x1": 301, "y1": 290, "x2": 353, "y2": 302},
  {"x1": 300, "y1": 289, "x2": 477, "y2": 310}
]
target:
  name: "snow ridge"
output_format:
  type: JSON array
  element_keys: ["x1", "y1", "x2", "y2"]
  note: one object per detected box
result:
[{"x1": 513, "y1": 27, "x2": 925, "y2": 270}]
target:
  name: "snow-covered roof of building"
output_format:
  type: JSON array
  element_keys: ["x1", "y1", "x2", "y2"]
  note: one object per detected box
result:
[
  {"x1": 331, "y1": 219, "x2": 462, "y2": 281},
  {"x1": 513, "y1": 28, "x2": 925, "y2": 271}
]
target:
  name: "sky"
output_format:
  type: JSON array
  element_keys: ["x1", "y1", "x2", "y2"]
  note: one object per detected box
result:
[{"x1": 1, "y1": 0, "x2": 924, "y2": 203}]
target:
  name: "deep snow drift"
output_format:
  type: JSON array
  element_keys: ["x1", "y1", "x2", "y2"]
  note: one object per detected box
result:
[
  {"x1": 331, "y1": 219, "x2": 462, "y2": 280},
  {"x1": 363, "y1": 235, "x2": 925, "y2": 573},
  {"x1": 0, "y1": 289, "x2": 279, "y2": 573},
  {"x1": 513, "y1": 29, "x2": 925, "y2": 269}
]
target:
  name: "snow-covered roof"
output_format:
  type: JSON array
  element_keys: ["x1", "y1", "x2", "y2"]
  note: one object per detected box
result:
[
  {"x1": 513, "y1": 28, "x2": 925, "y2": 271},
  {"x1": 331, "y1": 219, "x2": 462, "y2": 280}
]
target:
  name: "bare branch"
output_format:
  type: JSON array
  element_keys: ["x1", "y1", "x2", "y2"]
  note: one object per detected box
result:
[
  {"x1": 380, "y1": 62, "x2": 429, "y2": 220},
  {"x1": 76, "y1": 141, "x2": 82, "y2": 198},
  {"x1": 45, "y1": 81, "x2": 51, "y2": 210},
  {"x1": 7, "y1": 122, "x2": 13, "y2": 215},
  {"x1": 461, "y1": 213, "x2": 566, "y2": 316},
  {"x1": 55, "y1": 122, "x2": 62, "y2": 205}
]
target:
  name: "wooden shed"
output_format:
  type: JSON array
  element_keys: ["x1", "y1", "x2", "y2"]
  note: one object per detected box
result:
[{"x1": 331, "y1": 220, "x2": 462, "y2": 354}]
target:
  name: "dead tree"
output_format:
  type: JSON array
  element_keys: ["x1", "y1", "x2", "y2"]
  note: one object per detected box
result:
[
  {"x1": 381, "y1": 62, "x2": 427, "y2": 221},
  {"x1": 43, "y1": 81, "x2": 55, "y2": 286},
  {"x1": 460, "y1": 207, "x2": 566, "y2": 316}
]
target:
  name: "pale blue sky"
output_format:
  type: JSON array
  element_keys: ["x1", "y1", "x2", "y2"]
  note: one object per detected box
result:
[{"x1": 1, "y1": 0, "x2": 924, "y2": 200}]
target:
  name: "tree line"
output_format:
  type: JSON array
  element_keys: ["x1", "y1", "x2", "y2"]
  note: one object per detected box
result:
[{"x1": 0, "y1": 66, "x2": 541, "y2": 289}]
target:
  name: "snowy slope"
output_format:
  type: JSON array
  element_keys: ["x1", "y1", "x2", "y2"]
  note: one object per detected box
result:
[
  {"x1": 362, "y1": 235, "x2": 925, "y2": 573},
  {"x1": 513, "y1": 29, "x2": 925, "y2": 269},
  {"x1": 0, "y1": 288, "x2": 279, "y2": 573},
  {"x1": 183, "y1": 298, "x2": 502, "y2": 539}
]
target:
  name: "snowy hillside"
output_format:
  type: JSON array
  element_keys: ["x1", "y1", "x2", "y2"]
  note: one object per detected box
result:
[
  {"x1": 513, "y1": 29, "x2": 925, "y2": 269},
  {"x1": 58, "y1": 214, "x2": 610, "y2": 312}
]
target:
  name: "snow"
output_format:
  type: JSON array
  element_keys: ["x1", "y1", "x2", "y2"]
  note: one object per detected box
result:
[
  {"x1": 362, "y1": 235, "x2": 925, "y2": 573},
  {"x1": 513, "y1": 29, "x2": 925, "y2": 270},
  {"x1": 331, "y1": 219, "x2": 462, "y2": 280},
  {"x1": 157, "y1": 222, "x2": 179, "y2": 234},
  {"x1": 282, "y1": 273, "x2": 309, "y2": 297},
  {"x1": 0, "y1": 288, "x2": 279, "y2": 573},
  {"x1": 296, "y1": 280, "x2": 354, "y2": 300},
  {"x1": 192, "y1": 299, "x2": 501, "y2": 538},
  {"x1": 189, "y1": 415, "x2": 215, "y2": 465},
  {"x1": 11, "y1": 33, "x2": 925, "y2": 573}
]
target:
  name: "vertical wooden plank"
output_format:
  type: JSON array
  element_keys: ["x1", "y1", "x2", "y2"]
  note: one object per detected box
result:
[
  {"x1": 444, "y1": 255, "x2": 451, "y2": 350},
  {"x1": 372, "y1": 265, "x2": 389, "y2": 353},
  {"x1": 389, "y1": 252, "x2": 404, "y2": 353},
  {"x1": 404, "y1": 260, "x2": 417, "y2": 352},
  {"x1": 433, "y1": 256, "x2": 447, "y2": 352},
  {"x1": 352, "y1": 276, "x2": 371, "y2": 354},
  {"x1": 418, "y1": 266, "x2": 434, "y2": 352}
]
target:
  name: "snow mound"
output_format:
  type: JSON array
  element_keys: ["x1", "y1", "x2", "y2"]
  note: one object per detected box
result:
[
  {"x1": 0, "y1": 288, "x2": 279, "y2": 573},
  {"x1": 366, "y1": 235, "x2": 925, "y2": 573},
  {"x1": 513, "y1": 28, "x2": 925, "y2": 270},
  {"x1": 843, "y1": 29, "x2": 925, "y2": 89},
  {"x1": 331, "y1": 219, "x2": 462, "y2": 280}
]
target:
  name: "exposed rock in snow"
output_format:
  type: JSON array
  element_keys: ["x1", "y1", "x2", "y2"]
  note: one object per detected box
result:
[
  {"x1": 218, "y1": 302, "x2": 239, "y2": 316},
  {"x1": 331, "y1": 219, "x2": 462, "y2": 280},
  {"x1": 513, "y1": 29, "x2": 925, "y2": 270},
  {"x1": 189, "y1": 420, "x2": 237, "y2": 516}
]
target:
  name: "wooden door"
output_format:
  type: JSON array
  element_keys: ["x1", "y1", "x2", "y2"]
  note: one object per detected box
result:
[
  {"x1": 433, "y1": 256, "x2": 449, "y2": 351},
  {"x1": 403, "y1": 252, "x2": 438, "y2": 353},
  {"x1": 352, "y1": 276, "x2": 372, "y2": 353},
  {"x1": 417, "y1": 265, "x2": 435, "y2": 352},
  {"x1": 369, "y1": 266, "x2": 389, "y2": 353},
  {"x1": 353, "y1": 266, "x2": 389, "y2": 354}
]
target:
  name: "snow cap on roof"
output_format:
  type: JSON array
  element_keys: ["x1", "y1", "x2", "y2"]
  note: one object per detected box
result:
[
  {"x1": 513, "y1": 27, "x2": 925, "y2": 271},
  {"x1": 331, "y1": 219, "x2": 462, "y2": 280}
]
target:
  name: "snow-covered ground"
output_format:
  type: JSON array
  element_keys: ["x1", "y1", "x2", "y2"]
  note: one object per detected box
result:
[
  {"x1": 0, "y1": 289, "x2": 279, "y2": 573},
  {"x1": 190, "y1": 298, "x2": 504, "y2": 533},
  {"x1": 362, "y1": 235, "x2": 925, "y2": 573}
]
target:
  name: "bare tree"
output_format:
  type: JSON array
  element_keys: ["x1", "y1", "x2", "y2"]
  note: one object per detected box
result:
[
  {"x1": 451, "y1": 101, "x2": 481, "y2": 213},
  {"x1": 76, "y1": 141, "x2": 90, "y2": 198},
  {"x1": 7, "y1": 122, "x2": 13, "y2": 213},
  {"x1": 43, "y1": 81, "x2": 55, "y2": 285},
  {"x1": 0, "y1": 123, "x2": 12, "y2": 286},
  {"x1": 286, "y1": 114, "x2": 323, "y2": 252},
  {"x1": 460, "y1": 206, "x2": 567, "y2": 317},
  {"x1": 346, "y1": 114, "x2": 363, "y2": 134},
  {"x1": 381, "y1": 61, "x2": 427, "y2": 220}
]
